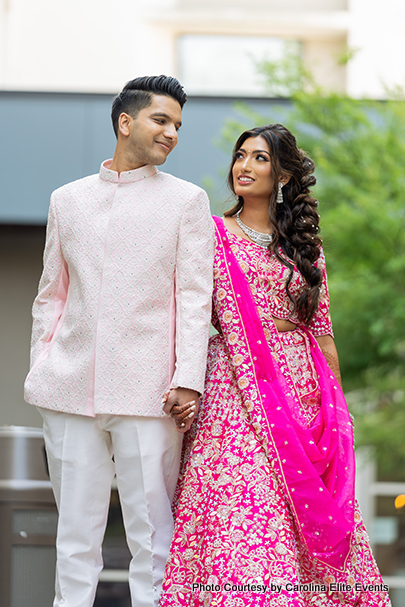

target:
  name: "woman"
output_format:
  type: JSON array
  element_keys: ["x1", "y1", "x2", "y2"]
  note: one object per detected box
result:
[{"x1": 160, "y1": 124, "x2": 391, "y2": 606}]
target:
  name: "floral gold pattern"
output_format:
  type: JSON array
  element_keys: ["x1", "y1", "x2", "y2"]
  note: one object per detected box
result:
[{"x1": 159, "y1": 220, "x2": 391, "y2": 607}]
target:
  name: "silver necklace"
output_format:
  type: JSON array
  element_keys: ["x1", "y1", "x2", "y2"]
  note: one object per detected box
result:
[{"x1": 235, "y1": 209, "x2": 273, "y2": 248}]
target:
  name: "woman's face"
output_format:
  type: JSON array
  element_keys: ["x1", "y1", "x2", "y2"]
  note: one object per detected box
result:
[{"x1": 232, "y1": 135, "x2": 275, "y2": 202}]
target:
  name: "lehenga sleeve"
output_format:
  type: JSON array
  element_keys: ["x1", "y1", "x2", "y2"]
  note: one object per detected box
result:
[{"x1": 307, "y1": 248, "x2": 334, "y2": 338}]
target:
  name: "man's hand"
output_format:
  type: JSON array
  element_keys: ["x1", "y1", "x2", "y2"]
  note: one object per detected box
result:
[{"x1": 162, "y1": 388, "x2": 200, "y2": 433}]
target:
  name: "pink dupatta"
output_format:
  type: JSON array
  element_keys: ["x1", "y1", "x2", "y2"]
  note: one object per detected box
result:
[{"x1": 212, "y1": 216, "x2": 355, "y2": 577}]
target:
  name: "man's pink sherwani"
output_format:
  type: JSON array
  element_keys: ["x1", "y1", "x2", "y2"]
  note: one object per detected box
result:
[{"x1": 24, "y1": 161, "x2": 214, "y2": 417}]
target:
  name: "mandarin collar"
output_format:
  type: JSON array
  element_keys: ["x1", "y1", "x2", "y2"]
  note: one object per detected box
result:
[{"x1": 99, "y1": 159, "x2": 157, "y2": 184}]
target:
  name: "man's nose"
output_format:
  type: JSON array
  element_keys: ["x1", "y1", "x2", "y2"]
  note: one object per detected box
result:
[{"x1": 164, "y1": 123, "x2": 178, "y2": 141}]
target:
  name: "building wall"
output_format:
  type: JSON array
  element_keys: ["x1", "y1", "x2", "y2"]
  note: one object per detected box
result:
[
  {"x1": 0, "y1": 0, "x2": 403, "y2": 98},
  {"x1": 347, "y1": 0, "x2": 405, "y2": 98},
  {"x1": 0, "y1": 225, "x2": 45, "y2": 427}
]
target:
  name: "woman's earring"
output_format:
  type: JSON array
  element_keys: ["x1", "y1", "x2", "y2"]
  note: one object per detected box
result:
[{"x1": 277, "y1": 182, "x2": 284, "y2": 204}]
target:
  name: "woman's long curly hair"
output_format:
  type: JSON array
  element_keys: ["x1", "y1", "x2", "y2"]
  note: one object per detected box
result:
[{"x1": 225, "y1": 123, "x2": 322, "y2": 324}]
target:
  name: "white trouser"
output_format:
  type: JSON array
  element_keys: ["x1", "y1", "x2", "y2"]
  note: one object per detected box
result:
[{"x1": 38, "y1": 408, "x2": 182, "y2": 607}]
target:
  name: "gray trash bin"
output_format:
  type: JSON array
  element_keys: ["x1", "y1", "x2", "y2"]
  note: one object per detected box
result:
[{"x1": 0, "y1": 426, "x2": 57, "y2": 607}]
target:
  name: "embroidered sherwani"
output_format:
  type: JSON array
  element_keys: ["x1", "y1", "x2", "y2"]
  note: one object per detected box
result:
[
  {"x1": 25, "y1": 161, "x2": 214, "y2": 416},
  {"x1": 24, "y1": 160, "x2": 215, "y2": 607}
]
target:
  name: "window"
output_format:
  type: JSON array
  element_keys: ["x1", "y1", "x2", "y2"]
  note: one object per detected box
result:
[{"x1": 178, "y1": 34, "x2": 299, "y2": 96}]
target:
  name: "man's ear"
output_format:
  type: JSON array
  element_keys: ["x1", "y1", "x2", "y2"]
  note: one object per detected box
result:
[{"x1": 118, "y1": 112, "x2": 132, "y2": 138}]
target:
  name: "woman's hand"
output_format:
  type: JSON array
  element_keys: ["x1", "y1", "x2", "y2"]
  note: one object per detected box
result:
[
  {"x1": 162, "y1": 388, "x2": 200, "y2": 433},
  {"x1": 315, "y1": 334, "x2": 343, "y2": 389}
]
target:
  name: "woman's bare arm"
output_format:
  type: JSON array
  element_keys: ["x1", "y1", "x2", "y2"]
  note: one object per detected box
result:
[{"x1": 315, "y1": 334, "x2": 343, "y2": 389}]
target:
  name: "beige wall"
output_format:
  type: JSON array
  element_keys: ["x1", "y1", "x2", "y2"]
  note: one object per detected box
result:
[
  {"x1": 0, "y1": 226, "x2": 45, "y2": 427},
  {"x1": 304, "y1": 37, "x2": 347, "y2": 92},
  {"x1": 347, "y1": 0, "x2": 405, "y2": 98},
  {"x1": 0, "y1": 0, "x2": 403, "y2": 98},
  {"x1": 179, "y1": 0, "x2": 348, "y2": 9}
]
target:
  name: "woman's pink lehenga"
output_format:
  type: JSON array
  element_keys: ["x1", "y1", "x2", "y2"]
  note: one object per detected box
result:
[{"x1": 159, "y1": 217, "x2": 391, "y2": 607}]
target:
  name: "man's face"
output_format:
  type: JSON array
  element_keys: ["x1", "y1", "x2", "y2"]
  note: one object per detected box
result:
[{"x1": 124, "y1": 95, "x2": 182, "y2": 168}]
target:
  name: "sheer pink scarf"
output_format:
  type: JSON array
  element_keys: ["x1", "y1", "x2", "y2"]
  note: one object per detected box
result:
[{"x1": 213, "y1": 216, "x2": 355, "y2": 574}]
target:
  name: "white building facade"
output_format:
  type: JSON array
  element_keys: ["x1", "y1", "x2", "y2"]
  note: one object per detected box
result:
[{"x1": 0, "y1": 0, "x2": 404, "y2": 98}]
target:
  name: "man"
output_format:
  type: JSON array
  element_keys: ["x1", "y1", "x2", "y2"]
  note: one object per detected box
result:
[{"x1": 24, "y1": 75, "x2": 214, "y2": 607}]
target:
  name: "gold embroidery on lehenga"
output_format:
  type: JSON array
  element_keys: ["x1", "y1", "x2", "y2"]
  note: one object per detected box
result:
[{"x1": 159, "y1": 227, "x2": 391, "y2": 607}]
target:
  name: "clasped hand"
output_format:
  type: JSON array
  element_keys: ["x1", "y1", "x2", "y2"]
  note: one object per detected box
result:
[{"x1": 162, "y1": 387, "x2": 200, "y2": 433}]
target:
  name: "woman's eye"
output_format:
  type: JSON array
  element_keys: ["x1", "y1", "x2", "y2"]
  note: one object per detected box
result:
[
  {"x1": 234, "y1": 152, "x2": 244, "y2": 159},
  {"x1": 256, "y1": 154, "x2": 268, "y2": 161}
]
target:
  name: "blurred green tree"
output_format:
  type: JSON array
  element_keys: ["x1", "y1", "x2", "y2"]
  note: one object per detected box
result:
[{"x1": 219, "y1": 49, "x2": 405, "y2": 479}]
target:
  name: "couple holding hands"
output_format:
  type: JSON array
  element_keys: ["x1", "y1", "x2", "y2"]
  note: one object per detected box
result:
[{"x1": 25, "y1": 75, "x2": 390, "y2": 607}]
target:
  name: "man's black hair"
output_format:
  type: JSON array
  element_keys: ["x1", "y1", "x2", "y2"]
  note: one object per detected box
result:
[{"x1": 111, "y1": 75, "x2": 187, "y2": 137}]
